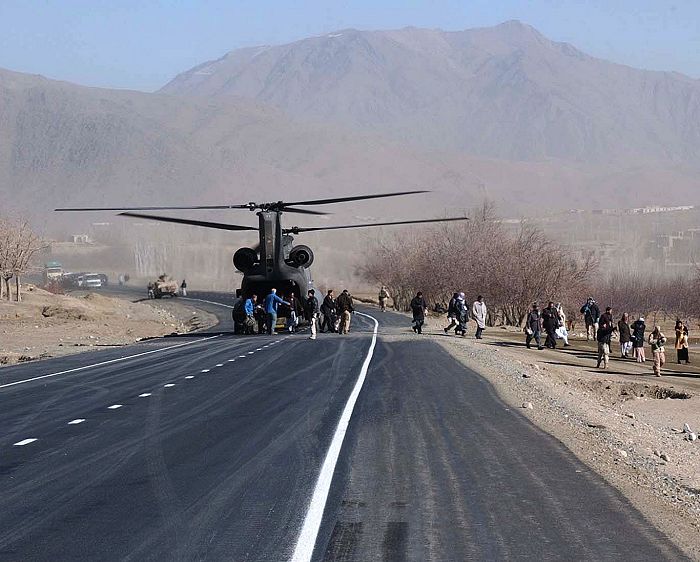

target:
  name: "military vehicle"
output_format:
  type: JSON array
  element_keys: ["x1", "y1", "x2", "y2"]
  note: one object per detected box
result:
[{"x1": 150, "y1": 275, "x2": 179, "y2": 299}]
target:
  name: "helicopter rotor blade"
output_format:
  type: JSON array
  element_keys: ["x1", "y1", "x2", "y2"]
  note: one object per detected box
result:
[
  {"x1": 56, "y1": 204, "x2": 252, "y2": 212},
  {"x1": 280, "y1": 207, "x2": 330, "y2": 216},
  {"x1": 119, "y1": 212, "x2": 258, "y2": 232},
  {"x1": 285, "y1": 216, "x2": 469, "y2": 234},
  {"x1": 283, "y1": 190, "x2": 429, "y2": 207}
]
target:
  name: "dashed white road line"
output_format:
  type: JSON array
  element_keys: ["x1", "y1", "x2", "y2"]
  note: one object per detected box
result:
[
  {"x1": 164, "y1": 383, "x2": 176, "y2": 388},
  {"x1": 139, "y1": 393, "x2": 152, "y2": 398},
  {"x1": 291, "y1": 311, "x2": 379, "y2": 562},
  {"x1": 67, "y1": 419, "x2": 85, "y2": 425},
  {"x1": 107, "y1": 404, "x2": 123, "y2": 410},
  {"x1": 14, "y1": 438, "x2": 38, "y2": 446},
  {"x1": 227, "y1": 359, "x2": 236, "y2": 362},
  {"x1": 201, "y1": 369, "x2": 210, "y2": 373},
  {"x1": 238, "y1": 355, "x2": 246, "y2": 358},
  {"x1": 215, "y1": 363, "x2": 224, "y2": 367},
  {"x1": 247, "y1": 352, "x2": 254, "y2": 355},
  {"x1": 0, "y1": 335, "x2": 221, "y2": 389},
  {"x1": 255, "y1": 348, "x2": 263, "y2": 351}
]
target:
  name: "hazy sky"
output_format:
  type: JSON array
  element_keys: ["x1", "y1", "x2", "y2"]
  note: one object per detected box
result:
[{"x1": 0, "y1": 0, "x2": 698, "y2": 91}]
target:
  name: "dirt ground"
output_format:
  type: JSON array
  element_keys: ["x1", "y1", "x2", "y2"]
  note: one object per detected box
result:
[
  {"x1": 0, "y1": 285, "x2": 217, "y2": 366},
  {"x1": 391, "y1": 314, "x2": 700, "y2": 560}
]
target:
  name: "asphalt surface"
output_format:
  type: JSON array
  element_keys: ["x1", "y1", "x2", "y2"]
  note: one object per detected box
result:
[{"x1": 0, "y1": 291, "x2": 687, "y2": 561}]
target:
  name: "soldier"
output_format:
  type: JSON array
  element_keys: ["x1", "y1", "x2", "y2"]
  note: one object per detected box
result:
[
  {"x1": 378, "y1": 286, "x2": 390, "y2": 312},
  {"x1": 336, "y1": 289, "x2": 354, "y2": 335}
]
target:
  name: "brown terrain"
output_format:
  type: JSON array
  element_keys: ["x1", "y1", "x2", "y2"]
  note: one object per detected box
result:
[{"x1": 0, "y1": 286, "x2": 216, "y2": 366}]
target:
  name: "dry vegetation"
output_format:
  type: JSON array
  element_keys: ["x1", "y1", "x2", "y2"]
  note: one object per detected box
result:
[
  {"x1": 363, "y1": 203, "x2": 700, "y2": 327},
  {"x1": 0, "y1": 216, "x2": 46, "y2": 302}
]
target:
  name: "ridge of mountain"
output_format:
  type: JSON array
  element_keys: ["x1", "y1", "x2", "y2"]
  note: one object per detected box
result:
[
  {"x1": 2, "y1": 64, "x2": 700, "y2": 237},
  {"x1": 160, "y1": 21, "x2": 700, "y2": 164}
]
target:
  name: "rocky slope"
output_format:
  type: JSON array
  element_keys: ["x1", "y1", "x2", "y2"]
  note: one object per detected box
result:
[{"x1": 161, "y1": 21, "x2": 700, "y2": 165}]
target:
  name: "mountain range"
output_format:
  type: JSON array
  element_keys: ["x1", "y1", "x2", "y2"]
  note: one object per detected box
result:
[
  {"x1": 2, "y1": 20, "x2": 700, "y2": 233},
  {"x1": 162, "y1": 21, "x2": 700, "y2": 165}
]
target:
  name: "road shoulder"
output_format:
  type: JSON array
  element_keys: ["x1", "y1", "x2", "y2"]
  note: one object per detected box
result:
[{"x1": 427, "y1": 329, "x2": 700, "y2": 560}]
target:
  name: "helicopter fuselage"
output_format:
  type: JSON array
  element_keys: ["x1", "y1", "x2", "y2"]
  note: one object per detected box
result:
[{"x1": 235, "y1": 211, "x2": 313, "y2": 301}]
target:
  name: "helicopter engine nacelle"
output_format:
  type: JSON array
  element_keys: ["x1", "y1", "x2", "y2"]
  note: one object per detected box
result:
[
  {"x1": 287, "y1": 245, "x2": 314, "y2": 268},
  {"x1": 233, "y1": 247, "x2": 258, "y2": 272}
]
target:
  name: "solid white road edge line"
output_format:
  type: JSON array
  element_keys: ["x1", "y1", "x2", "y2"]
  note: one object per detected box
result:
[
  {"x1": 290, "y1": 311, "x2": 379, "y2": 562},
  {"x1": 0, "y1": 335, "x2": 221, "y2": 389}
]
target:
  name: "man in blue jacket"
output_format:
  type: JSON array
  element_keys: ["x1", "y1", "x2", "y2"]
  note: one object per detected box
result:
[
  {"x1": 264, "y1": 288, "x2": 289, "y2": 335},
  {"x1": 243, "y1": 294, "x2": 257, "y2": 334}
]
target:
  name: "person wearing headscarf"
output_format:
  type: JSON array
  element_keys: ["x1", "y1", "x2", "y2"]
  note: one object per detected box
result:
[
  {"x1": 454, "y1": 292, "x2": 469, "y2": 336},
  {"x1": 676, "y1": 321, "x2": 690, "y2": 365}
]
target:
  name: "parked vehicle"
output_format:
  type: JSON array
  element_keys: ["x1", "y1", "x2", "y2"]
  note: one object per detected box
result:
[
  {"x1": 43, "y1": 261, "x2": 63, "y2": 285},
  {"x1": 83, "y1": 273, "x2": 103, "y2": 289}
]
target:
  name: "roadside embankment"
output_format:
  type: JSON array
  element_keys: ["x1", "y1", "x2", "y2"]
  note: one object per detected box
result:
[{"x1": 0, "y1": 286, "x2": 217, "y2": 366}]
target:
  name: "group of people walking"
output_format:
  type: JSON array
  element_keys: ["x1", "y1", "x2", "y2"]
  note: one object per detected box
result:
[
  {"x1": 526, "y1": 296, "x2": 692, "y2": 377},
  {"x1": 525, "y1": 301, "x2": 570, "y2": 350},
  {"x1": 436, "y1": 293, "x2": 487, "y2": 338}
]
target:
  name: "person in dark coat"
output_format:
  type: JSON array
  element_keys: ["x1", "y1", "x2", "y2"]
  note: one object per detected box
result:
[
  {"x1": 618, "y1": 313, "x2": 632, "y2": 358},
  {"x1": 336, "y1": 289, "x2": 354, "y2": 334},
  {"x1": 304, "y1": 289, "x2": 320, "y2": 340},
  {"x1": 631, "y1": 316, "x2": 646, "y2": 362},
  {"x1": 526, "y1": 304, "x2": 543, "y2": 350},
  {"x1": 541, "y1": 301, "x2": 559, "y2": 349},
  {"x1": 443, "y1": 292, "x2": 459, "y2": 333},
  {"x1": 320, "y1": 289, "x2": 337, "y2": 333},
  {"x1": 596, "y1": 310, "x2": 615, "y2": 369},
  {"x1": 410, "y1": 291, "x2": 427, "y2": 334}
]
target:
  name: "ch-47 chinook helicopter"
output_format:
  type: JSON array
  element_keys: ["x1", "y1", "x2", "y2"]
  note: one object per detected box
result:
[{"x1": 57, "y1": 190, "x2": 468, "y2": 328}]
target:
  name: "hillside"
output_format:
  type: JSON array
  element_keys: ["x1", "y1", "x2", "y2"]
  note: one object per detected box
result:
[{"x1": 161, "y1": 21, "x2": 700, "y2": 165}]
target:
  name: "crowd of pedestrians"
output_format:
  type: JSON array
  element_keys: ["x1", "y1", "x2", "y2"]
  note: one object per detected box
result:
[{"x1": 235, "y1": 286, "x2": 693, "y2": 377}]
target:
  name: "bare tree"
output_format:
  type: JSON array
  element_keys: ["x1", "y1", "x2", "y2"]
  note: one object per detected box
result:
[
  {"x1": 361, "y1": 203, "x2": 597, "y2": 326},
  {"x1": 0, "y1": 216, "x2": 46, "y2": 302}
]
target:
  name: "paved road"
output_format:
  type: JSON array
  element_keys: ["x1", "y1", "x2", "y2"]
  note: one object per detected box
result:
[{"x1": 0, "y1": 292, "x2": 686, "y2": 561}]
